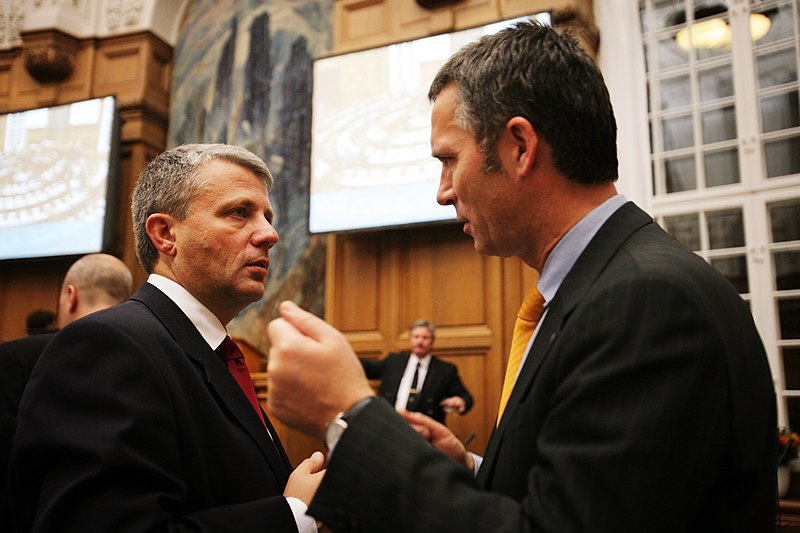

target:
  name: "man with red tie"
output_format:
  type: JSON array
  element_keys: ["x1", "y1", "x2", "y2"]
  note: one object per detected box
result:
[{"x1": 10, "y1": 144, "x2": 323, "y2": 532}]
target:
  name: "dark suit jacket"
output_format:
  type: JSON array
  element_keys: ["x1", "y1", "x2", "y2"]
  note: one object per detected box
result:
[
  {"x1": 362, "y1": 353, "x2": 473, "y2": 423},
  {"x1": 308, "y1": 202, "x2": 776, "y2": 532},
  {"x1": 9, "y1": 283, "x2": 297, "y2": 533},
  {"x1": 0, "y1": 333, "x2": 55, "y2": 532}
]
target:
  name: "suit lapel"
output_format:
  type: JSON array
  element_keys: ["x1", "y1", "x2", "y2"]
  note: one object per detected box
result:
[
  {"x1": 479, "y1": 203, "x2": 653, "y2": 486},
  {"x1": 131, "y1": 283, "x2": 291, "y2": 484}
]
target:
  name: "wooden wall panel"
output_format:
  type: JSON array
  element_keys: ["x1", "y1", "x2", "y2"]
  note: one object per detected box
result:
[{"x1": 0, "y1": 31, "x2": 171, "y2": 341}]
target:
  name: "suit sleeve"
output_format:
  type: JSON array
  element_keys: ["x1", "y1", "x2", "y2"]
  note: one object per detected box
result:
[
  {"x1": 445, "y1": 364, "x2": 473, "y2": 413},
  {"x1": 10, "y1": 320, "x2": 297, "y2": 533},
  {"x1": 360, "y1": 357, "x2": 386, "y2": 380}
]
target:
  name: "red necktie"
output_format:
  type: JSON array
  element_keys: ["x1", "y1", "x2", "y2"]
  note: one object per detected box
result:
[{"x1": 216, "y1": 336, "x2": 266, "y2": 427}]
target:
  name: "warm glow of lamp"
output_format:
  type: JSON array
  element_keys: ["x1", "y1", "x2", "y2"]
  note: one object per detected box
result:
[{"x1": 674, "y1": 8, "x2": 772, "y2": 51}]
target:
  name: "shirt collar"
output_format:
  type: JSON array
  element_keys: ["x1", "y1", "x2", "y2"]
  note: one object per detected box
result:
[
  {"x1": 410, "y1": 353, "x2": 432, "y2": 368},
  {"x1": 147, "y1": 274, "x2": 228, "y2": 350},
  {"x1": 538, "y1": 194, "x2": 627, "y2": 304}
]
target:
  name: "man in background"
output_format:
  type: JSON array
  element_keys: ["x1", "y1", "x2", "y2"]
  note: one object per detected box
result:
[
  {"x1": 23, "y1": 310, "x2": 56, "y2": 336},
  {"x1": 362, "y1": 319, "x2": 472, "y2": 424},
  {"x1": 0, "y1": 253, "x2": 132, "y2": 532},
  {"x1": 10, "y1": 144, "x2": 323, "y2": 532},
  {"x1": 265, "y1": 21, "x2": 776, "y2": 532}
]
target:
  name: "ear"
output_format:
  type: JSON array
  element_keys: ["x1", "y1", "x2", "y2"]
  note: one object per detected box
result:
[
  {"x1": 504, "y1": 116, "x2": 538, "y2": 177},
  {"x1": 66, "y1": 285, "x2": 79, "y2": 314},
  {"x1": 145, "y1": 213, "x2": 178, "y2": 258}
]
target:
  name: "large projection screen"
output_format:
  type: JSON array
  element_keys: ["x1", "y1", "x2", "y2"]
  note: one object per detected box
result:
[{"x1": 309, "y1": 13, "x2": 549, "y2": 234}]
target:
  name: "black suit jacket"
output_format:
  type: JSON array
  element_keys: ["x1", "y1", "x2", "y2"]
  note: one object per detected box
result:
[
  {"x1": 0, "y1": 333, "x2": 55, "y2": 532},
  {"x1": 309, "y1": 202, "x2": 776, "y2": 532},
  {"x1": 362, "y1": 353, "x2": 473, "y2": 423},
  {"x1": 9, "y1": 283, "x2": 297, "y2": 532}
]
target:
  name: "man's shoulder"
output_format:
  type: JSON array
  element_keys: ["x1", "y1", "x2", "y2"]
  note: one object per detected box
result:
[{"x1": 0, "y1": 332, "x2": 56, "y2": 370}]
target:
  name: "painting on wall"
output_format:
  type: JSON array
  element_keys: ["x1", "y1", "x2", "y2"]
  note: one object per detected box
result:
[{"x1": 169, "y1": 0, "x2": 332, "y2": 356}]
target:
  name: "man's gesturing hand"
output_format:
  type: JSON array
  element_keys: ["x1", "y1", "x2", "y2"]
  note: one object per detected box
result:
[{"x1": 267, "y1": 300, "x2": 374, "y2": 439}]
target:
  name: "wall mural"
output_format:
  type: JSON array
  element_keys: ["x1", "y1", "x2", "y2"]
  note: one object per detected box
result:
[{"x1": 169, "y1": 0, "x2": 332, "y2": 357}]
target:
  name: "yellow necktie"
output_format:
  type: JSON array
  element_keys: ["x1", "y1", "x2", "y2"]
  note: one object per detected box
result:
[{"x1": 497, "y1": 284, "x2": 546, "y2": 426}]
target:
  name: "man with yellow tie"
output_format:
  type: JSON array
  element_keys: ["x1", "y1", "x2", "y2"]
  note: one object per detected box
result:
[{"x1": 265, "y1": 21, "x2": 776, "y2": 532}]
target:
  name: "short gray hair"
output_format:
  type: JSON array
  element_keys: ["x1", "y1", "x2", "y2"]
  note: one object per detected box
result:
[
  {"x1": 409, "y1": 319, "x2": 435, "y2": 339},
  {"x1": 132, "y1": 144, "x2": 273, "y2": 273}
]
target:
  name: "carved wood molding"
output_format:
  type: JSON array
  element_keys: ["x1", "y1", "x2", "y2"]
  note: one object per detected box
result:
[{"x1": 20, "y1": 29, "x2": 80, "y2": 84}]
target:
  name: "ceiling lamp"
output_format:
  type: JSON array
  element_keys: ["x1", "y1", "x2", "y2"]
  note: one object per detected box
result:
[{"x1": 673, "y1": 4, "x2": 772, "y2": 51}]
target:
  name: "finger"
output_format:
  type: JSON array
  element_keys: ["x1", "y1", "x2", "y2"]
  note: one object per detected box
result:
[{"x1": 278, "y1": 300, "x2": 337, "y2": 342}]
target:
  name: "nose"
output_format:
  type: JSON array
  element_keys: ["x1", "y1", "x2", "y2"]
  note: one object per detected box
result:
[
  {"x1": 436, "y1": 168, "x2": 456, "y2": 207},
  {"x1": 253, "y1": 217, "x2": 279, "y2": 248}
]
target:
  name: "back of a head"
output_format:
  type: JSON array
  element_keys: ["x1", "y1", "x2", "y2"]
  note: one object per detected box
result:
[
  {"x1": 25, "y1": 309, "x2": 56, "y2": 335},
  {"x1": 132, "y1": 143, "x2": 273, "y2": 274},
  {"x1": 428, "y1": 20, "x2": 618, "y2": 184},
  {"x1": 63, "y1": 253, "x2": 133, "y2": 310}
]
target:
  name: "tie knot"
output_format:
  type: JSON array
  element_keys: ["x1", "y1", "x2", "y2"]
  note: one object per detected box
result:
[
  {"x1": 518, "y1": 284, "x2": 545, "y2": 323},
  {"x1": 216, "y1": 336, "x2": 243, "y2": 361}
]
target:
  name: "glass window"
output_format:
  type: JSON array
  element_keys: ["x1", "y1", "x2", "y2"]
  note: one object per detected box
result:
[
  {"x1": 775, "y1": 250, "x2": 800, "y2": 290},
  {"x1": 665, "y1": 155, "x2": 697, "y2": 192},
  {"x1": 757, "y1": 2, "x2": 794, "y2": 45},
  {"x1": 707, "y1": 208, "x2": 745, "y2": 249},
  {"x1": 660, "y1": 75, "x2": 692, "y2": 110},
  {"x1": 710, "y1": 255, "x2": 749, "y2": 293},
  {"x1": 704, "y1": 149, "x2": 739, "y2": 187},
  {"x1": 761, "y1": 91, "x2": 800, "y2": 133},
  {"x1": 657, "y1": 36, "x2": 689, "y2": 69},
  {"x1": 779, "y1": 298, "x2": 800, "y2": 339},
  {"x1": 770, "y1": 201, "x2": 800, "y2": 243},
  {"x1": 784, "y1": 346, "x2": 800, "y2": 390},
  {"x1": 699, "y1": 64, "x2": 734, "y2": 101},
  {"x1": 662, "y1": 213, "x2": 700, "y2": 250},
  {"x1": 765, "y1": 137, "x2": 800, "y2": 178},
  {"x1": 757, "y1": 48, "x2": 798, "y2": 90},
  {"x1": 663, "y1": 114, "x2": 695, "y2": 150},
  {"x1": 702, "y1": 105, "x2": 737, "y2": 143}
]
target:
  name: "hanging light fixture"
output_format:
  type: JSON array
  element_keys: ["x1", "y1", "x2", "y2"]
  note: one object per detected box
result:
[{"x1": 672, "y1": 3, "x2": 772, "y2": 51}]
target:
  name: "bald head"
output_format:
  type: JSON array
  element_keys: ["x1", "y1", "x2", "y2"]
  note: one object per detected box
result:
[{"x1": 57, "y1": 253, "x2": 133, "y2": 327}]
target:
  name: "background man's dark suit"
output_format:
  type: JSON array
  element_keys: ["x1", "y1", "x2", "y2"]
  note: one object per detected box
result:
[
  {"x1": 0, "y1": 332, "x2": 54, "y2": 529},
  {"x1": 362, "y1": 353, "x2": 473, "y2": 423},
  {"x1": 10, "y1": 283, "x2": 297, "y2": 532},
  {"x1": 308, "y1": 203, "x2": 776, "y2": 532}
]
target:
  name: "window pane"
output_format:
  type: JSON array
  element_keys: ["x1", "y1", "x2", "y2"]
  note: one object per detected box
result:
[
  {"x1": 699, "y1": 64, "x2": 734, "y2": 101},
  {"x1": 707, "y1": 208, "x2": 744, "y2": 249},
  {"x1": 771, "y1": 201, "x2": 800, "y2": 243},
  {"x1": 775, "y1": 251, "x2": 800, "y2": 291},
  {"x1": 702, "y1": 106, "x2": 737, "y2": 143},
  {"x1": 757, "y1": 48, "x2": 798, "y2": 90},
  {"x1": 657, "y1": 36, "x2": 689, "y2": 69},
  {"x1": 663, "y1": 114, "x2": 695, "y2": 150},
  {"x1": 662, "y1": 213, "x2": 700, "y2": 250},
  {"x1": 710, "y1": 255, "x2": 748, "y2": 293},
  {"x1": 660, "y1": 75, "x2": 692, "y2": 110},
  {"x1": 761, "y1": 91, "x2": 800, "y2": 133},
  {"x1": 783, "y1": 347, "x2": 800, "y2": 389},
  {"x1": 787, "y1": 397, "x2": 800, "y2": 431},
  {"x1": 779, "y1": 297, "x2": 800, "y2": 339},
  {"x1": 704, "y1": 149, "x2": 739, "y2": 187},
  {"x1": 756, "y1": 2, "x2": 794, "y2": 46},
  {"x1": 665, "y1": 155, "x2": 696, "y2": 192},
  {"x1": 765, "y1": 137, "x2": 800, "y2": 178},
  {"x1": 653, "y1": 0, "x2": 686, "y2": 31}
]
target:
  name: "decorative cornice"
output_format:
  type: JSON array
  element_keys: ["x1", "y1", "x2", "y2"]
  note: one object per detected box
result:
[
  {"x1": 21, "y1": 28, "x2": 80, "y2": 83},
  {"x1": 106, "y1": 0, "x2": 145, "y2": 32}
]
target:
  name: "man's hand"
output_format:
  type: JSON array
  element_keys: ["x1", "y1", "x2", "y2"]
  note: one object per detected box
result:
[
  {"x1": 399, "y1": 410, "x2": 475, "y2": 472},
  {"x1": 284, "y1": 451, "x2": 326, "y2": 505},
  {"x1": 267, "y1": 300, "x2": 375, "y2": 439},
  {"x1": 440, "y1": 395, "x2": 467, "y2": 414}
]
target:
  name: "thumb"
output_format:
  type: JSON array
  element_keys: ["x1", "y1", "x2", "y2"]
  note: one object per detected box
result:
[
  {"x1": 278, "y1": 300, "x2": 335, "y2": 342},
  {"x1": 303, "y1": 450, "x2": 326, "y2": 474}
]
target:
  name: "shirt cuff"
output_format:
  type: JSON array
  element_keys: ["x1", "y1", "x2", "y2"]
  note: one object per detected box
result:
[
  {"x1": 470, "y1": 452, "x2": 483, "y2": 477},
  {"x1": 287, "y1": 497, "x2": 317, "y2": 533}
]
